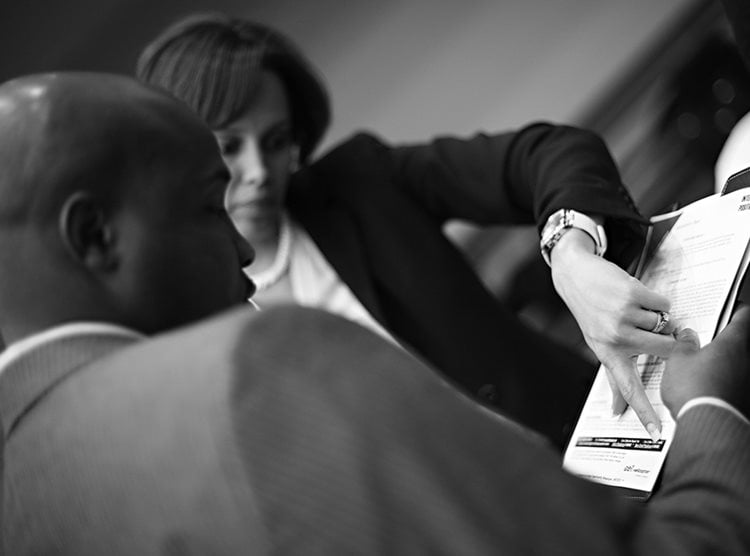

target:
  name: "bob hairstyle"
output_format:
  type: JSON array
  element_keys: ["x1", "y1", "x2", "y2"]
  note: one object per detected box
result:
[{"x1": 136, "y1": 12, "x2": 331, "y2": 162}]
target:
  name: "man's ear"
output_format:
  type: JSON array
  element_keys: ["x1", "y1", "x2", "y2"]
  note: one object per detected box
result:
[{"x1": 59, "y1": 191, "x2": 118, "y2": 272}]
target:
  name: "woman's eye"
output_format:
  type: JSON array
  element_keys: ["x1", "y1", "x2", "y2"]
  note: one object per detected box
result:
[
  {"x1": 264, "y1": 130, "x2": 293, "y2": 153},
  {"x1": 218, "y1": 137, "x2": 240, "y2": 156}
]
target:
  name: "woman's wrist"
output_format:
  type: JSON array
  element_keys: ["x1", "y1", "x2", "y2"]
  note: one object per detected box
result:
[{"x1": 549, "y1": 228, "x2": 597, "y2": 267}]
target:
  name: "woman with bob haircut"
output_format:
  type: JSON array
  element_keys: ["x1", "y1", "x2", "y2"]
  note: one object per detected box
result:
[{"x1": 136, "y1": 12, "x2": 676, "y2": 449}]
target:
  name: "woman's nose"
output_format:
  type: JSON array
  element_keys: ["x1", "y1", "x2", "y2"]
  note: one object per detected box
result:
[{"x1": 235, "y1": 140, "x2": 267, "y2": 186}]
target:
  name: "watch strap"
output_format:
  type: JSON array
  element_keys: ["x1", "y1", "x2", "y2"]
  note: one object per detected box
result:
[{"x1": 540, "y1": 209, "x2": 607, "y2": 266}]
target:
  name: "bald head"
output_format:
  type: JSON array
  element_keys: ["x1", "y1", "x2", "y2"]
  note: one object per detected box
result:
[
  {"x1": 0, "y1": 73, "x2": 200, "y2": 221},
  {"x1": 0, "y1": 73, "x2": 253, "y2": 344}
]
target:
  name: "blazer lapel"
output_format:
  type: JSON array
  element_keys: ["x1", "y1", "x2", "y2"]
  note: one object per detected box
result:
[{"x1": 287, "y1": 175, "x2": 385, "y2": 325}]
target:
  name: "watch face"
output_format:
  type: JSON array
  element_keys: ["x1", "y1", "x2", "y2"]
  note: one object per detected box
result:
[{"x1": 549, "y1": 212, "x2": 565, "y2": 228}]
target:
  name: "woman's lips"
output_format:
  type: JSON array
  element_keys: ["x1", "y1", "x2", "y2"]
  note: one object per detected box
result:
[{"x1": 227, "y1": 197, "x2": 275, "y2": 216}]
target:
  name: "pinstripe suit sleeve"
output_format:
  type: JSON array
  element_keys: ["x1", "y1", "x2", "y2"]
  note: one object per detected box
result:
[{"x1": 632, "y1": 405, "x2": 750, "y2": 555}]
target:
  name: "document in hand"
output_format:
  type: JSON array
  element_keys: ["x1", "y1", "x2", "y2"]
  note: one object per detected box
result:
[{"x1": 563, "y1": 170, "x2": 750, "y2": 500}]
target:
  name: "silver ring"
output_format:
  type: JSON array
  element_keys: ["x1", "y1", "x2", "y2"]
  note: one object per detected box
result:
[{"x1": 650, "y1": 310, "x2": 670, "y2": 334}]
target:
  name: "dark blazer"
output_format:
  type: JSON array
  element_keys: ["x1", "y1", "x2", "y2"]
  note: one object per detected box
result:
[
  {"x1": 721, "y1": 0, "x2": 750, "y2": 71},
  {"x1": 2, "y1": 306, "x2": 749, "y2": 555},
  {"x1": 288, "y1": 123, "x2": 648, "y2": 445}
]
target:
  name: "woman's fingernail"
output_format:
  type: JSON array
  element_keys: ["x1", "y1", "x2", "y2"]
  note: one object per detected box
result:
[{"x1": 646, "y1": 422, "x2": 661, "y2": 442}]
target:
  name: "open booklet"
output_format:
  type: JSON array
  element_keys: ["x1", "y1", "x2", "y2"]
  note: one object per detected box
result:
[{"x1": 562, "y1": 168, "x2": 750, "y2": 500}]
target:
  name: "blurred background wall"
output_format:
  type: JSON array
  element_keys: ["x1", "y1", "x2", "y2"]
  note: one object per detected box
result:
[
  {"x1": 0, "y1": 0, "x2": 698, "y2": 146},
  {"x1": 1, "y1": 0, "x2": 747, "y2": 354}
]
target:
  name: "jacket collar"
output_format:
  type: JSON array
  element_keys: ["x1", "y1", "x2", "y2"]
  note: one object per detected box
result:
[
  {"x1": 287, "y1": 172, "x2": 385, "y2": 324},
  {"x1": 0, "y1": 323, "x2": 143, "y2": 439}
]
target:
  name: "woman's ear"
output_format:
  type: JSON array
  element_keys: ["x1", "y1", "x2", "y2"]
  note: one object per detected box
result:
[{"x1": 59, "y1": 191, "x2": 118, "y2": 272}]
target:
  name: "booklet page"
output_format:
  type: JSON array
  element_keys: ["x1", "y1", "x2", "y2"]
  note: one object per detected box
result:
[{"x1": 563, "y1": 188, "x2": 750, "y2": 495}]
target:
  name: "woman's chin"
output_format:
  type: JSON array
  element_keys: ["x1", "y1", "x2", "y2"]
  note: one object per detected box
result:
[{"x1": 230, "y1": 208, "x2": 281, "y2": 239}]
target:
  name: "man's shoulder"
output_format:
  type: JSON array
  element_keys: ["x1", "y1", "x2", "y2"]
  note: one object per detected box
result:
[
  {"x1": 96, "y1": 304, "x2": 410, "y2": 387},
  {"x1": 219, "y1": 304, "x2": 423, "y2": 386}
]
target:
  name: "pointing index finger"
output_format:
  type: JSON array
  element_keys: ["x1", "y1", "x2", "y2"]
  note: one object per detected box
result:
[{"x1": 609, "y1": 355, "x2": 662, "y2": 441}]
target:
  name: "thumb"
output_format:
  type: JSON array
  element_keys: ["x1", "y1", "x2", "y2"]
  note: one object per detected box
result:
[{"x1": 672, "y1": 327, "x2": 700, "y2": 355}]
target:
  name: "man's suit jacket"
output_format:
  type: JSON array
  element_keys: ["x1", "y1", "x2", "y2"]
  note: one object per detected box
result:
[
  {"x1": 287, "y1": 123, "x2": 648, "y2": 445},
  {"x1": 2, "y1": 306, "x2": 749, "y2": 554}
]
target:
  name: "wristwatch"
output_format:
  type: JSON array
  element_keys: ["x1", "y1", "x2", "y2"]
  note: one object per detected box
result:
[{"x1": 540, "y1": 209, "x2": 607, "y2": 266}]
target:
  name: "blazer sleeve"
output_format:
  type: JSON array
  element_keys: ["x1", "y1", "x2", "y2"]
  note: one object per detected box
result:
[
  {"x1": 229, "y1": 306, "x2": 750, "y2": 555},
  {"x1": 721, "y1": 0, "x2": 750, "y2": 71},
  {"x1": 372, "y1": 123, "x2": 649, "y2": 268}
]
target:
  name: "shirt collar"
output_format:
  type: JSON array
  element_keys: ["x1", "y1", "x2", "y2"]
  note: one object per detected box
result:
[{"x1": 0, "y1": 322, "x2": 144, "y2": 375}]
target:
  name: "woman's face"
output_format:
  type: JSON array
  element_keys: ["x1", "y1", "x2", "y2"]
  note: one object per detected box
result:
[{"x1": 213, "y1": 70, "x2": 296, "y2": 240}]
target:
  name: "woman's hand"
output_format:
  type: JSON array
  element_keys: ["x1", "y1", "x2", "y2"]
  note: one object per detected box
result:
[{"x1": 550, "y1": 228, "x2": 677, "y2": 440}]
